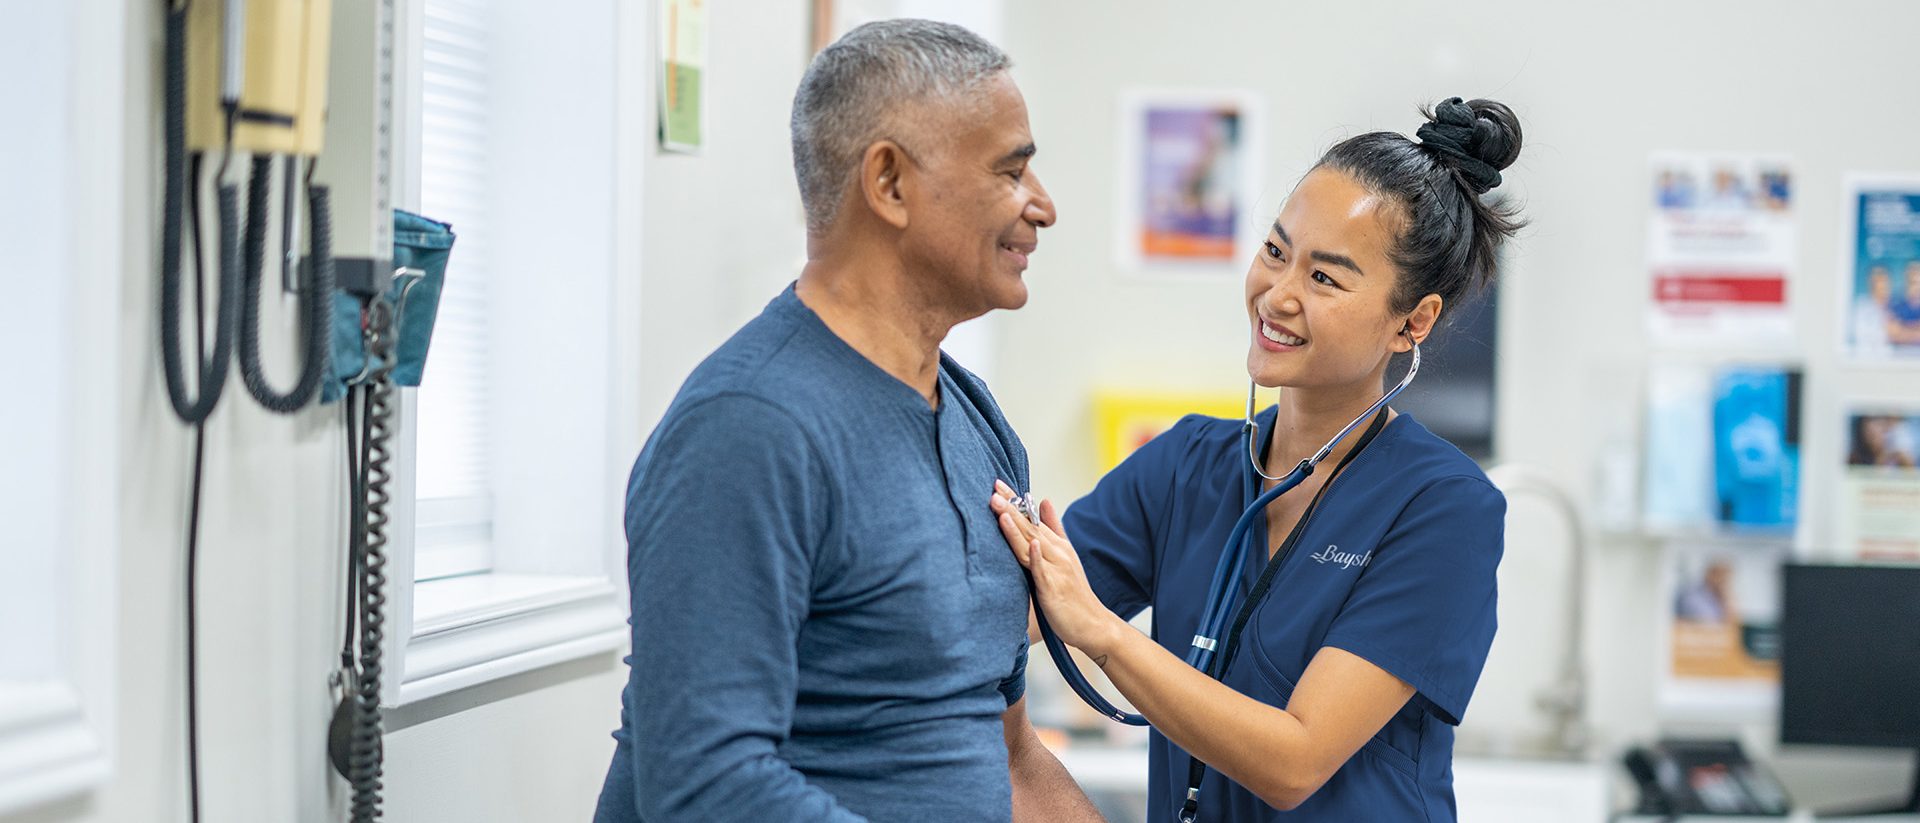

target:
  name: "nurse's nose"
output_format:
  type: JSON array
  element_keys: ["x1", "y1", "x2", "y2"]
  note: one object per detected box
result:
[{"x1": 1259, "y1": 287, "x2": 1302, "y2": 318}]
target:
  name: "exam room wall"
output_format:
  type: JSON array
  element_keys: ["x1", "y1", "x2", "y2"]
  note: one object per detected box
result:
[
  {"x1": 8, "y1": 2, "x2": 812, "y2": 822},
  {"x1": 999, "y1": 0, "x2": 1920, "y2": 808}
]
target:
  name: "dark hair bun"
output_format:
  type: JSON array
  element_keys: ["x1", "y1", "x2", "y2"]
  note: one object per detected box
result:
[{"x1": 1415, "y1": 97, "x2": 1523, "y2": 194}]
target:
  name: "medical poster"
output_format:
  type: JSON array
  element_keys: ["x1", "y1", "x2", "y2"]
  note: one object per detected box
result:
[
  {"x1": 1642, "y1": 363, "x2": 1802, "y2": 533},
  {"x1": 1712, "y1": 367, "x2": 1801, "y2": 529},
  {"x1": 1093, "y1": 392, "x2": 1241, "y2": 473},
  {"x1": 1840, "y1": 176, "x2": 1920, "y2": 361},
  {"x1": 1116, "y1": 91, "x2": 1262, "y2": 272},
  {"x1": 1646, "y1": 153, "x2": 1796, "y2": 347},
  {"x1": 1661, "y1": 541, "x2": 1785, "y2": 711},
  {"x1": 658, "y1": 0, "x2": 707, "y2": 153},
  {"x1": 1837, "y1": 410, "x2": 1920, "y2": 560}
]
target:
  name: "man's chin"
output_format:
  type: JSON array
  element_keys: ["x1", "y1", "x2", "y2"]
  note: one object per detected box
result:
[{"x1": 994, "y1": 283, "x2": 1030, "y2": 312}]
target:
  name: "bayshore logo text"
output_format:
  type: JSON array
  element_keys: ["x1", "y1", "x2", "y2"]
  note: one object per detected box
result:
[{"x1": 1308, "y1": 544, "x2": 1372, "y2": 570}]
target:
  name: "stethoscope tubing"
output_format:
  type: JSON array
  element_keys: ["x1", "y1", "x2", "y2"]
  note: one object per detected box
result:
[{"x1": 1030, "y1": 336, "x2": 1422, "y2": 731}]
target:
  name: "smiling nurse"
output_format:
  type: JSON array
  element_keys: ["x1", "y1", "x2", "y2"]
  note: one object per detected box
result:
[{"x1": 991, "y1": 97, "x2": 1526, "y2": 822}]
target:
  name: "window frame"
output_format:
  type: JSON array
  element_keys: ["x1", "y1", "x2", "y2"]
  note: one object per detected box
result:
[{"x1": 379, "y1": 0, "x2": 635, "y2": 708}]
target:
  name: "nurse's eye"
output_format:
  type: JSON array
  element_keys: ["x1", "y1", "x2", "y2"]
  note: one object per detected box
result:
[
  {"x1": 1312, "y1": 270, "x2": 1341, "y2": 288},
  {"x1": 1263, "y1": 241, "x2": 1284, "y2": 260}
]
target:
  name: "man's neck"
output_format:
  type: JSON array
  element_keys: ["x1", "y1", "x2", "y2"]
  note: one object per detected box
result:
[{"x1": 795, "y1": 256, "x2": 957, "y2": 408}]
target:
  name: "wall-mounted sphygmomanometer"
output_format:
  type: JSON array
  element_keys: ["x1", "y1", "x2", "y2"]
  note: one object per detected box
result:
[{"x1": 159, "y1": 3, "x2": 453, "y2": 823}]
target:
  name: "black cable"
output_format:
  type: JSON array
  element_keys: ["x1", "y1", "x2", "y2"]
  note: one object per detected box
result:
[
  {"x1": 161, "y1": 4, "x2": 205, "y2": 821},
  {"x1": 239, "y1": 156, "x2": 333, "y2": 412},
  {"x1": 159, "y1": 0, "x2": 242, "y2": 425},
  {"x1": 349, "y1": 299, "x2": 397, "y2": 823}
]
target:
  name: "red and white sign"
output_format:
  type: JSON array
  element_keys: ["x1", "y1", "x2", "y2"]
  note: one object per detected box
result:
[{"x1": 1647, "y1": 153, "x2": 1797, "y2": 346}]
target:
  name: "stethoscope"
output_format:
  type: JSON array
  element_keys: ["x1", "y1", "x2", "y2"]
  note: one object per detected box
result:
[{"x1": 1017, "y1": 329, "x2": 1421, "y2": 822}]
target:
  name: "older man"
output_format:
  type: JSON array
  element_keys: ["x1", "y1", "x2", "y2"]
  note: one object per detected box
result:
[{"x1": 593, "y1": 19, "x2": 1099, "y2": 823}]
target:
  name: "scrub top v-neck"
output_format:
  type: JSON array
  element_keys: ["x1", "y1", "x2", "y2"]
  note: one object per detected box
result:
[{"x1": 1062, "y1": 408, "x2": 1506, "y2": 822}]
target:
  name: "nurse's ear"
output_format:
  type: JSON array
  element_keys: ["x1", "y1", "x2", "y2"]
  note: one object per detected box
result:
[{"x1": 1394, "y1": 294, "x2": 1444, "y2": 352}]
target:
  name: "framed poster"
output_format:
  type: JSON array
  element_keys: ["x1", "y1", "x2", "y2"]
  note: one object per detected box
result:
[
  {"x1": 658, "y1": 0, "x2": 707, "y2": 153},
  {"x1": 1116, "y1": 90, "x2": 1263, "y2": 274},
  {"x1": 1646, "y1": 153, "x2": 1796, "y2": 348},
  {"x1": 1659, "y1": 540, "x2": 1787, "y2": 716},
  {"x1": 1839, "y1": 174, "x2": 1920, "y2": 362},
  {"x1": 1837, "y1": 408, "x2": 1920, "y2": 560}
]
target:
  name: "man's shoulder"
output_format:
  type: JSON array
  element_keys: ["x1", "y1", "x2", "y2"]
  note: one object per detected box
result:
[{"x1": 675, "y1": 298, "x2": 845, "y2": 407}]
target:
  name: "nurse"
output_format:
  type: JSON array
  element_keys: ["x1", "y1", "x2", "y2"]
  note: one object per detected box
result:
[{"x1": 990, "y1": 97, "x2": 1523, "y2": 821}]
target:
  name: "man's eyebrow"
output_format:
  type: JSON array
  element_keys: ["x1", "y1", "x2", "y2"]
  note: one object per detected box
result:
[{"x1": 999, "y1": 143, "x2": 1037, "y2": 165}]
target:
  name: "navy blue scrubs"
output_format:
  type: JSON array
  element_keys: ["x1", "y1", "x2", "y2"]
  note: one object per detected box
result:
[{"x1": 1063, "y1": 408, "x2": 1505, "y2": 822}]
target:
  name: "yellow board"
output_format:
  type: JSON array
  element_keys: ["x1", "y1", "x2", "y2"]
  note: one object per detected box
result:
[
  {"x1": 1093, "y1": 392, "x2": 1243, "y2": 474},
  {"x1": 186, "y1": 0, "x2": 333, "y2": 155}
]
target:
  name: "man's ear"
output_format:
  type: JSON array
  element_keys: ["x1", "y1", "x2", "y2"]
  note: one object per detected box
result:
[
  {"x1": 858, "y1": 140, "x2": 913, "y2": 231},
  {"x1": 1396, "y1": 294, "x2": 1445, "y2": 351}
]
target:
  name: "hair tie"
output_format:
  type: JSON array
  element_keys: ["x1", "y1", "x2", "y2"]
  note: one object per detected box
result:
[{"x1": 1415, "y1": 97, "x2": 1502, "y2": 195}]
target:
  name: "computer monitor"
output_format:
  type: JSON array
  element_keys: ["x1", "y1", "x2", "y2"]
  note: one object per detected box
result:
[{"x1": 1779, "y1": 563, "x2": 1920, "y2": 813}]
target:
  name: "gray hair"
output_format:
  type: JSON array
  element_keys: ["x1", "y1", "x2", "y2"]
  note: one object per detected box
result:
[{"x1": 790, "y1": 19, "x2": 1011, "y2": 236}]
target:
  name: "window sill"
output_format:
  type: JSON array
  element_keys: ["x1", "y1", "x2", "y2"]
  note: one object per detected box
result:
[
  {"x1": 393, "y1": 572, "x2": 627, "y2": 707},
  {"x1": 0, "y1": 682, "x2": 109, "y2": 814}
]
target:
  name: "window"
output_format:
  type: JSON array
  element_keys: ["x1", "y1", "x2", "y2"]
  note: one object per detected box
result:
[
  {"x1": 413, "y1": 0, "x2": 495, "y2": 581},
  {"x1": 381, "y1": 0, "x2": 631, "y2": 707}
]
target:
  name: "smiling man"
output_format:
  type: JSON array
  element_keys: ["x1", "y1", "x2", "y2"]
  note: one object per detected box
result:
[{"x1": 592, "y1": 19, "x2": 1098, "y2": 823}]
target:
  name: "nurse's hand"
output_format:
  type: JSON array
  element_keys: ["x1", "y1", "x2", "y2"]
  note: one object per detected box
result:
[{"x1": 990, "y1": 481, "x2": 1126, "y2": 660}]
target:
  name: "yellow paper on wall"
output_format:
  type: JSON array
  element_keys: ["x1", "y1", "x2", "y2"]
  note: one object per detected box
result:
[{"x1": 1093, "y1": 393, "x2": 1242, "y2": 474}]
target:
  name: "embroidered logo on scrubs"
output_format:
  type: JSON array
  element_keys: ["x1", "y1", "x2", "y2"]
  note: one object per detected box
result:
[{"x1": 1308, "y1": 544, "x2": 1372, "y2": 570}]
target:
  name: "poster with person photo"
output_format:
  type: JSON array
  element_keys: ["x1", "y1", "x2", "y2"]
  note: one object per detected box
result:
[
  {"x1": 1646, "y1": 153, "x2": 1796, "y2": 348},
  {"x1": 1838, "y1": 409, "x2": 1920, "y2": 560},
  {"x1": 1840, "y1": 175, "x2": 1920, "y2": 362},
  {"x1": 1660, "y1": 541, "x2": 1787, "y2": 715},
  {"x1": 1116, "y1": 90, "x2": 1263, "y2": 273}
]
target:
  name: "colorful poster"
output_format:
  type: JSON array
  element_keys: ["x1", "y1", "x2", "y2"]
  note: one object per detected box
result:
[
  {"x1": 658, "y1": 0, "x2": 707, "y2": 153},
  {"x1": 1117, "y1": 91, "x2": 1262, "y2": 271},
  {"x1": 1712, "y1": 367, "x2": 1800, "y2": 529},
  {"x1": 1663, "y1": 542, "x2": 1785, "y2": 698},
  {"x1": 1646, "y1": 153, "x2": 1796, "y2": 347},
  {"x1": 1838, "y1": 410, "x2": 1920, "y2": 560},
  {"x1": 1642, "y1": 363, "x2": 1802, "y2": 534},
  {"x1": 1840, "y1": 176, "x2": 1920, "y2": 361}
]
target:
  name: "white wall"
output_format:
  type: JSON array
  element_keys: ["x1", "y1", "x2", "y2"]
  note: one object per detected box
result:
[
  {"x1": 997, "y1": 0, "x2": 1920, "y2": 809},
  {"x1": 638, "y1": 3, "x2": 814, "y2": 429},
  {"x1": 7, "y1": 1, "x2": 814, "y2": 822}
]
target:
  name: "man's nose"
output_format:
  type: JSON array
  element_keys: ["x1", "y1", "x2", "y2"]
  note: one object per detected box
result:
[{"x1": 1024, "y1": 169, "x2": 1057, "y2": 229}]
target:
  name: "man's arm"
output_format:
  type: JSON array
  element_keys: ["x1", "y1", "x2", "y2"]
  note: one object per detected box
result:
[
  {"x1": 624, "y1": 396, "x2": 865, "y2": 822},
  {"x1": 1003, "y1": 697, "x2": 1105, "y2": 822}
]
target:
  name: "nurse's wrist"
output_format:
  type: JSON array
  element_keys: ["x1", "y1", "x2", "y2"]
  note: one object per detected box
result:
[{"x1": 1079, "y1": 613, "x2": 1131, "y2": 664}]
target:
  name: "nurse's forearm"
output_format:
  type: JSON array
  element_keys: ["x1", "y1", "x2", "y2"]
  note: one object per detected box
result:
[{"x1": 1089, "y1": 626, "x2": 1324, "y2": 810}]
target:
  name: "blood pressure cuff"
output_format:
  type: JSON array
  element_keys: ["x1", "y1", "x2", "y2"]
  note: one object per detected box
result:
[{"x1": 322, "y1": 209, "x2": 456, "y2": 403}]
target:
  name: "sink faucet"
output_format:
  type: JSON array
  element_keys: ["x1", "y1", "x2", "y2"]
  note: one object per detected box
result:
[{"x1": 1484, "y1": 464, "x2": 1589, "y2": 759}]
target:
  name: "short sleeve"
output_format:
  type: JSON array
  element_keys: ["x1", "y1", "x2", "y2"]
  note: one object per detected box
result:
[
  {"x1": 996, "y1": 643, "x2": 1029, "y2": 706},
  {"x1": 1062, "y1": 415, "x2": 1205, "y2": 620},
  {"x1": 1321, "y1": 476, "x2": 1505, "y2": 726}
]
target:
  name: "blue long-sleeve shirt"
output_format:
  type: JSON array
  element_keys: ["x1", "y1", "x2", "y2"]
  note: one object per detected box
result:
[{"x1": 593, "y1": 285, "x2": 1032, "y2": 822}]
